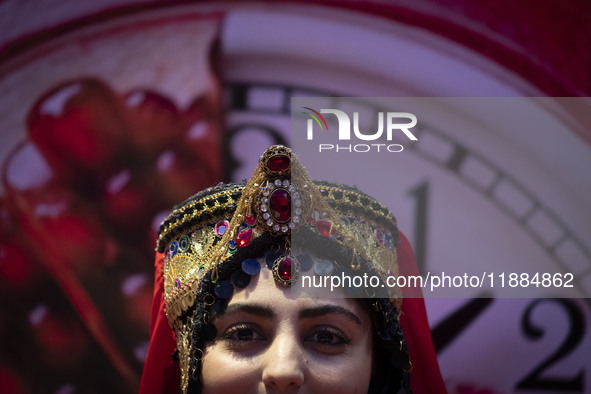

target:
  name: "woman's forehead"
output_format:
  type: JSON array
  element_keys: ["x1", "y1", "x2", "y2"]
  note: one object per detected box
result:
[{"x1": 227, "y1": 267, "x2": 369, "y2": 322}]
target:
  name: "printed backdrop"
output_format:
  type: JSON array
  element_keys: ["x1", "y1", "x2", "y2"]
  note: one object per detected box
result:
[{"x1": 1, "y1": 1, "x2": 590, "y2": 393}]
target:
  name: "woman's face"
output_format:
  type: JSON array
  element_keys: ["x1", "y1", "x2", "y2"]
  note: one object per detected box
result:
[{"x1": 201, "y1": 263, "x2": 373, "y2": 393}]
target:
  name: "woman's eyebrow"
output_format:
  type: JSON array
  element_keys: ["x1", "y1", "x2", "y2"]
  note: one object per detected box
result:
[
  {"x1": 298, "y1": 305, "x2": 361, "y2": 326},
  {"x1": 221, "y1": 303, "x2": 275, "y2": 318}
]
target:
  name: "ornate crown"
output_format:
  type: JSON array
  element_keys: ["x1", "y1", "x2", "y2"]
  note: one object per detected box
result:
[{"x1": 157, "y1": 145, "x2": 401, "y2": 328}]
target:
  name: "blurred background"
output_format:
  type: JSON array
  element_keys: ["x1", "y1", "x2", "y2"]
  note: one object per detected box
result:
[{"x1": 1, "y1": 1, "x2": 590, "y2": 393}]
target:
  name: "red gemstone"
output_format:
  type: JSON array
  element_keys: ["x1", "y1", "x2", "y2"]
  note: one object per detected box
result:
[
  {"x1": 269, "y1": 189, "x2": 291, "y2": 223},
  {"x1": 277, "y1": 258, "x2": 292, "y2": 281},
  {"x1": 245, "y1": 214, "x2": 256, "y2": 225},
  {"x1": 236, "y1": 228, "x2": 252, "y2": 247},
  {"x1": 316, "y1": 220, "x2": 334, "y2": 237},
  {"x1": 267, "y1": 154, "x2": 290, "y2": 172}
]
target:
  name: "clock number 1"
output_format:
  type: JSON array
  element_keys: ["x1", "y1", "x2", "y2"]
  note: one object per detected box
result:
[
  {"x1": 408, "y1": 181, "x2": 429, "y2": 274},
  {"x1": 516, "y1": 299, "x2": 585, "y2": 392}
]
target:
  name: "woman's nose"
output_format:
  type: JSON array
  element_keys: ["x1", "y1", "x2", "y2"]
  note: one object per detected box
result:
[{"x1": 261, "y1": 331, "x2": 305, "y2": 391}]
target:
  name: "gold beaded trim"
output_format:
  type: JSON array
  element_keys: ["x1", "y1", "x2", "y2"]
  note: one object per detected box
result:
[
  {"x1": 317, "y1": 185, "x2": 397, "y2": 225},
  {"x1": 157, "y1": 186, "x2": 242, "y2": 249}
]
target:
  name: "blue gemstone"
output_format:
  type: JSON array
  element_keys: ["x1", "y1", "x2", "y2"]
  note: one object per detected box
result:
[
  {"x1": 213, "y1": 298, "x2": 228, "y2": 314},
  {"x1": 169, "y1": 241, "x2": 178, "y2": 256},
  {"x1": 241, "y1": 258, "x2": 261, "y2": 275},
  {"x1": 313, "y1": 260, "x2": 334, "y2": 276},
  {"x1": 214, "y1": 280, "x2": 234, "y2": 299},
  {"x1": 297, "y1": 254, "x2": 313, "y2": 272},
  {"x1": 385, "y1": 234, "x2": 392, "y2": 248},
  {"x1": 231, "y1": 269, "x2": 251, "y2": 288},
  {"x1": 228, "y1": 240, "x2": 237, "y2": 254}
]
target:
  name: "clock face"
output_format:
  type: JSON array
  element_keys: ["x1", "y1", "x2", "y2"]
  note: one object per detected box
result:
[{"x1": 218, "y1": 6, "x2": 591, "y2": 393}]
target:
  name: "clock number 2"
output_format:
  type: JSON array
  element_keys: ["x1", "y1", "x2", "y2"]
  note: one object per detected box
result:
[{"x1": 516, "y1": 299, "x2": 585, "y2": 392}]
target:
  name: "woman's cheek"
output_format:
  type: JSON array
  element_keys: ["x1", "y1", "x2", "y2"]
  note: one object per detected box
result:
[
  {"x1": 201, "y1": 345, "x2": 261, "y2": 393},
  {"x1": 302, "y1": 335, "x2": 372, "y2": 394}
]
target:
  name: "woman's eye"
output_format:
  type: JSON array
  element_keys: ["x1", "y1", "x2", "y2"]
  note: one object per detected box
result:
[
  {"x1": 307, "y1": 327, "x2": 350, "y2": 346},
  {"x1": 222, "y1": 324, "x2": 266, "y2": 344}
]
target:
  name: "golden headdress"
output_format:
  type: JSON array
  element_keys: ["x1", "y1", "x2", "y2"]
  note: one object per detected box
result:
[{"x1": 156, "y1": 145, "x2": 406, "y2": 393}]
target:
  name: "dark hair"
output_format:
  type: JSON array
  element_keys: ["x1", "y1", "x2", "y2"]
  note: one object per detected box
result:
[{"x1": 183, "y1": 229, "x2": 410, "y2": 393}]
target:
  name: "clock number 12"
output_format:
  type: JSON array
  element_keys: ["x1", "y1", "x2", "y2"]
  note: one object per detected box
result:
[{"x1": 516, "y1": 298, "x2": 585, "y2": 392}]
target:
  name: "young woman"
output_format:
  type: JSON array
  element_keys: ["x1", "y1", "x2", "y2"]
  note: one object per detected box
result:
[{"x1": 140, "y1": 145, "x2": 447, "y2": 393}]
